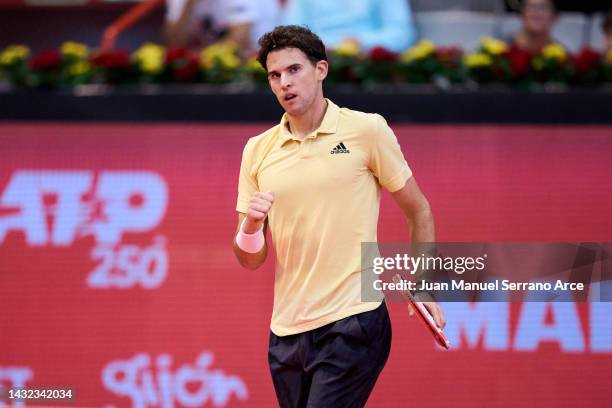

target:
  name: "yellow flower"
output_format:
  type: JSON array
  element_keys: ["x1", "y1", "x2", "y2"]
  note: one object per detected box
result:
[
  {"x1": 606, "y1": 49, "x2": 612, "y2": 65},
  {"x1": 463, "y1": 52, "x2": 492, "y2": 68},
  {"x1": 200, "y1": 42, "x2": 240, "y2": 70},
  {"x1": 245, "y1": 56, "x2": 265, "y2": 73},
  {"x1": 61, "y1": 41, "x2": 89, "y2": 59},
  {"x1": 68, "y1": 61, "x2": 91, "y2": 76},
  {"x1": 0, "y1": 45, "x2": 30, "y2": 65},
  {"x1": 334, "y1": 40, "x2": 360, "y2": 58},
  {"x1": 401, "y1": 40, "x2": 435, "y2": 62},
  {"x1": 480, "y1": 36, "x2": 508, "y2": 56},
  {"x1": 132, "y1": 42, "x2": 165, "y2": 74},
  {"x1": 541, "y1": 43, "x2": 567, "y2": 62},
  {"x1": 532, "y1": 56, "x2": 544, "y2": 71},
  {"x1": 220, "y1": 53, "x2": 240, "y2": 69}
]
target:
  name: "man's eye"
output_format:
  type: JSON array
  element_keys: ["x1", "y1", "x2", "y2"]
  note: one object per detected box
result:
[
  {"x1": 289, "y1": 66, "x2": 299, "y2": 73},
  {"x1": 269, "y1": 73, "x2": 279, "y2": 79}
]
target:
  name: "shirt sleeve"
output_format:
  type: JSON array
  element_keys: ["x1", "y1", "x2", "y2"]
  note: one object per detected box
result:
[
  {"x1": 368, "y1": 114, "x2": 412, "y2": 192},
  {"x1": 224, "y1": 0, "x2": 258, "y2": 25},
  {"x1": 236, "y1": 139, "x2": 259, "y2": 213},
  {"x1": 357, "y1": 0, "x2": 416, "y2": 52}
]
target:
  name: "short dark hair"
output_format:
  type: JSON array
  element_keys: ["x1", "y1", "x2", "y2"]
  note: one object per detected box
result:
[
  {"x1": 520, "y1": 0, "x2": 557, "y2": 13},
  {"x1": 256, "y1": 25, "x2": 327, "y2": 71},
  {"x1": 603, "y1": 9, "x2": 612, "y2": 34}
]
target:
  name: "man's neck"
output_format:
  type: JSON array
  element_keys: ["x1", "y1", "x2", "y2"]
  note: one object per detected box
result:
[
  {"x1": 287, "y1": 97, "x2": 328, "y2": 140},
  {"x1": 517, "y1": 30, "x2": 552, "y2": 53}
]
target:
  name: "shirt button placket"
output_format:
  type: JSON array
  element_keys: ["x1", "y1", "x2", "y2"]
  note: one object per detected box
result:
[{"x1": 298, "y1": 138, "x2": 311, "y2": 159}]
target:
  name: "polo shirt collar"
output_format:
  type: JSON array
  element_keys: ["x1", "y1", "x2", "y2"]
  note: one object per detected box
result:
[{"x1": 279, "y1": 99, "x2": 340, "y2": 144}]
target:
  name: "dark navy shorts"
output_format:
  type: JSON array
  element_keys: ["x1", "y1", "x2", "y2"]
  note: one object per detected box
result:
[{"x1": 268, "y1": 302, "x2": 392, "y2": 408}]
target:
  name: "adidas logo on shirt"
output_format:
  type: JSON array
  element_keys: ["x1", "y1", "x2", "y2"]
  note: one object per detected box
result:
[{"x1": 330, "y1": 142, "x2": 350, "y2": 154}]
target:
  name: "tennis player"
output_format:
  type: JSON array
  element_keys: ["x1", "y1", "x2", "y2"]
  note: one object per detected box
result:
[{"x1": 233, "y1": 25, "x2": 445, "y2": 407}]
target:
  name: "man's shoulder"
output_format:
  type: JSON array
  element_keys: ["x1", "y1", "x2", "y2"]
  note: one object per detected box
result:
[
  {"x1": 337, "y1": 105, "x2": 385, "y2": 132},
  {"x1": 247, "y1": 123, "x2": 281, "y2": 145},
  {"x1": 242, "y1": 124, "x2": 282, "y2": 156}
]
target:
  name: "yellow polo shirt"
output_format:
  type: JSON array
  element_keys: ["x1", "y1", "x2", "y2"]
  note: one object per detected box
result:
[{"x1": 236, "y1": 99, "x2": 412, "y2": 336}]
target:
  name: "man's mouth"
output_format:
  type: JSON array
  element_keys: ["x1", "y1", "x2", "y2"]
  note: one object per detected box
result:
[{"x1": 284, "y1": 93, "x2": 297, "y2": 101}]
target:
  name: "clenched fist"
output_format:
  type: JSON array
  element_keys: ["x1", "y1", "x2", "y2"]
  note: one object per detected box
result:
[{"x1": 243, "y1": 191, "x2": 274, "y2": 234}]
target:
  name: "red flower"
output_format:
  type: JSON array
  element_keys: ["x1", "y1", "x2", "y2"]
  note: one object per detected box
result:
[
  {"x1": 507, "y1": 45, "x2": 532, "y2": 76},
  {"x1": 165, "y1": 47, "x2": 188, "y2": 64},
  {"x1": 436, "y1": 46, "x2": 461, "y2": 59},
  {"x1": 90, "y1": 49, "x2": 130, "y2": 69},
  {"x1": 29, "y1": 49, "x2": 61, "y2": 71},
  {"x1": 173, "y1": 57, "x2": 199, "y2": 81},
  {"x1": 436, "y1": 46, "x2": 462, "y2": 68},
  {"x1": 165, "y1": 48, "x2": 199, "y2": 81},
  {"x1": 573, "y1": 47, "x2": 601, "y2": 73},
  {"x1": 369, "y1": 46, "x2": 398, "y2": 63}
]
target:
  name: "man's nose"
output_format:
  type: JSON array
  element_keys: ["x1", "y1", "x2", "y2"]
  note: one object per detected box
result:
[{"x1": 280, "y1": 73, "x2": 291, "y2": 89}]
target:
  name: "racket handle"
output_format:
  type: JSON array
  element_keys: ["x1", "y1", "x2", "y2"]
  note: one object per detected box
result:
[
  {"x1": 412, "y1": 300, "x2": 451, "y2": 350},
  {"x1": 392, "y1": 274, "x2": 450, "y2": 349}
]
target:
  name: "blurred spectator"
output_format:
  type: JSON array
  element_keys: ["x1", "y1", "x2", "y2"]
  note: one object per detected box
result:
[
  {"x1": 511, "y1": 0, "x2": 559, "y2": 53},
  {"x1": 411, "y1": 0, "x2": 504, "y2": 13},
  {"x1": 506, "y1": 0, "x2": 610, "y2": 13},
  {"x1": 163, "y1": 0, "x2": 280, "y2": 55},
  {"x1": 603, "y1": 10, "x2": 612, "y2": 53},
  {"x1": 283, "y1": 0, "x2": 416, "y2": 52}
]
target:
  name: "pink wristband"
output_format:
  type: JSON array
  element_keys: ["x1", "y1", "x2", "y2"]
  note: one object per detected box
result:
[{"x1": 236, "y1": 218, "x2": 265, "y2": 253}]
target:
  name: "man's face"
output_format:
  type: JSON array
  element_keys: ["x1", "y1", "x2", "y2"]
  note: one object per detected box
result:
[
  {"x1": 605, "y1": 30, "x2": 612, "y2": 53},
  {"x1": 522, "y1": 0, "x2": 556, "y2": 35},
  {"x1": 266, "y1": 47, "x2": 328, "y2": 116}
]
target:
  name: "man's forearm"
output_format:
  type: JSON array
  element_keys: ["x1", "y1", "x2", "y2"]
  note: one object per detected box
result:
[
  {"x1": 224, "y1": 23, "x2": 252, "y2": 57},
  {"x1": 163, "y1": 23, "x2": 190, "y2": 48},
  {"x1": 233, "y1": 238, "x2": 267, "y2": 270},
  {"x1": 407, "y1": 206, "x2": 435, "y2": 243},
  {"x1": 233, "y1": 193, "x2": 274, "y2": 270},
  {"x1": 406, "y1": 207, "x2": 436, "y2": 301},
  {"x1": 163, "y1": 0, "x2": 197, "y2": 47}
]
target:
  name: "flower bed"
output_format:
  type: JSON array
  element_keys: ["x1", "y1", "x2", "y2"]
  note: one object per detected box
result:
[{"x1": 1, "y1": 38, "x2": 611, "y2": 88}]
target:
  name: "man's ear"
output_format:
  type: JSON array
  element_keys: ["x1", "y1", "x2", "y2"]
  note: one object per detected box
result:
[{"x1": 316, "y1": 60, "x2": 329, "y2": 81}]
